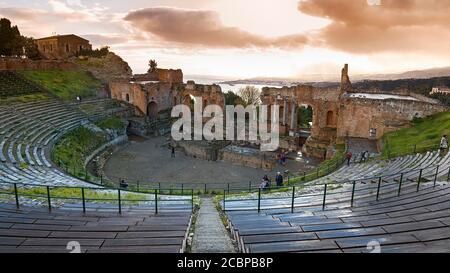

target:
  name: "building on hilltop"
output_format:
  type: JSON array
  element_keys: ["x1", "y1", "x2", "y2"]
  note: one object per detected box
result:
[
  {"x1": 35, "y1": 34, "x2": 92, "y2": 60},
  {"x1": 430, "y1": 87, "x2": 450, "y2": 95}
]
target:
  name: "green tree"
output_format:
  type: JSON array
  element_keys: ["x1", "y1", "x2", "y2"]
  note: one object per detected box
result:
[
  {"x1": 224, "y1": 91, "x2": 244, "y2": 106},
  {"x1": 22, "y1": 36, "x2": 40, "y2": 59},
  {"x1": 0, "y1": 18, "x2": 22, "y2": 56},
  {"x1": 148, "y1": 59, "x2": 158, "y2": 73}
]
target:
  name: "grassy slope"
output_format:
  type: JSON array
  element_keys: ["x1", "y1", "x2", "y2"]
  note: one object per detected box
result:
[
  {"x1": 18, "y1": 70, "x2": 101, "y2": 100},
  {"x1": 53, "y1": 126, "x2": 108, "y2": 177},
  {"x1": 94, "y1": 117, "x2": 126, "y2": 131},
  {"x1": 382, "y1": 111, "x2": 450, "y2": 157}
]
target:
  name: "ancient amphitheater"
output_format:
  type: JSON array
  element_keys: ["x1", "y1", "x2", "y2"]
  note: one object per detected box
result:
[{"x1": 1, "y1": 59, "x2": 450, "y2": 254}]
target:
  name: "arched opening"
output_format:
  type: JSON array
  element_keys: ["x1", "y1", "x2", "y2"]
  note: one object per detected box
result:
[
  {"x1": 297, "y1": 105, "x2": 313, "y2": 129},
  {"x1": 326, "y1": 111, "x2": 335, "y2": 127},
  {"x1": 147, "y1": 101, "x2": 158, "y2": 119},
  {"x1": 296, "y1": 104, "x2": 313, "y2": 147},
  {"x1": 126, "y1": 94, "x2": 130, "y2": 102}
]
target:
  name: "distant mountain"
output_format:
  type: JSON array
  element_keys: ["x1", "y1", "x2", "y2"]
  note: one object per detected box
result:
[
  {"x1": 217, "y1": 66, "x2": 450, "y2": 86},
  {"x1": 355, "y1": 67, "x2": 450, "y2": 81}
]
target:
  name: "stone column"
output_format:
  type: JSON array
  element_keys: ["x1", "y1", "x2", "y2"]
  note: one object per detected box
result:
[
  {"x1": 290, "y1": 102, "x2": 297, "y2": 131},
  {"x1": 283, "y1": 99, "x2": 287, "y2": 125}
]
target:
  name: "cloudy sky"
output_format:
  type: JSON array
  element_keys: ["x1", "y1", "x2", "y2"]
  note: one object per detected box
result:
[{"x1": 1, "y1": 0, "x2": 450, "y2": 79}]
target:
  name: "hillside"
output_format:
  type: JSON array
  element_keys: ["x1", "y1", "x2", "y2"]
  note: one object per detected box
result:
[
  {"x1": 382, "y1": 111, "x2": 450, "y2": 158},
  {"x1": 19, "y1": 70, "x2": 101, "y2": 100}
]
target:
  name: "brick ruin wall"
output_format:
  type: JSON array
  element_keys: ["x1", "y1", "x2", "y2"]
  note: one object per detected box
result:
[
  {"x1": 0, "y1": 58, "x2": 76, "y2": 70},
  {"x1": 337, "y1": 98, "x2": 448, "y2": 142}
]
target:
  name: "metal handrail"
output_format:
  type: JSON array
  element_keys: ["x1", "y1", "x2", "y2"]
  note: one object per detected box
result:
[
  {"x1": 222, "y1": 162, "x2": 450, "y2": 212},
  {"x1": 0, "y1": 181, "x2": 195, "y2": 215}
]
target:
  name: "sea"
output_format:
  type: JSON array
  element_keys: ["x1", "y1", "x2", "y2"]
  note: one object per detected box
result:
[{"x1": 184, "y1": 76, "x2": 287, "y2": 94}]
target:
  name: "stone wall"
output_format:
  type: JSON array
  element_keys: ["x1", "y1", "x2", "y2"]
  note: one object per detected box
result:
[
  {"x1": 0, "y1": 58, "x2": 76, "y2": 70},
  {"x1": 218, "y1": 146, "x2": 275, "y2": 171},
  {"x1": 175, "y1": 141, "x2": 218, "y2": 161},
  {"x1": 336, "y1": 97, "x2": 448, "y2": 141},
  {"x1": 157, "y1": 69, "x2": 183, "y2": 83},
  {"x1": 133, "y1": 69, "x2": 183, "y2": 84}
]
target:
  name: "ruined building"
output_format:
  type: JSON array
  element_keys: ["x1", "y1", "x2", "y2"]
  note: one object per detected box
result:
[
  {"x1": 110, "y1": 69, "x2": 225, "y2": 120},
  {"x1": 262, "y1": 64, "x2": 448, "y2": 158}
]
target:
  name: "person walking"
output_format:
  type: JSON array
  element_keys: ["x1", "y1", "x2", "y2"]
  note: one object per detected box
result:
[
  {"x1": 345, "y1": 151, "x2": 353, "y2": 166},
  {"x1": 275, "y1": 172, "x2": 284, "y2": 187},
  {"x1": 440, "y1": 135, "x2": 448, "y2": 156}
]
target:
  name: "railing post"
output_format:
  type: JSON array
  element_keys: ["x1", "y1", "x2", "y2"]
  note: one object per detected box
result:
[
  {"x1": 447, "y1": 166, "x2": 450, "y2": 182},
  {"x1": 417, "y1": 169, "x2": 423, "y2": 192},
  {"x1": 155, "y1": 189, "x2": 158, "y2": 215},
  {"x1": 81, "y1": 188, "x2": 86, "y2": 213},
  {"x1": 434, "y1": 165, "x2": 440, "y2": 188},
  {"x1": 46, "y1": 186, "x2": 51, "y2": 212},
  {"x1": 398, "y1": 173, "x2": 404, "y2": 196},
  {"x1": 204, "y1": 183, "x2": 207, "y2": 194},
  {"x1": 291, "y1": 186, "x2": 295, "y2": 213},
  {"x1": 350, "y1": 181, "x2": 356, "y2": 207},
  {"x1": 14, "y1": 183, "x2": 19, "y2": 208},
  {"x1": 322, "y1": 184, "x2": 327, "y2": 211},
  {"x1": 223, "y1": 189, "x2": 226, "y2": 212},
  {"x1": 118, "y1": 189, "x2": 122, "y2": 214},
  {"x1": 191, "y1": 189, "x2": 194, "y2": 213},
  {"x1": 249, "y1": 181, "x2": 252, "y2": 193},
  {"x1": 100, "y1": 174, "x2": 103, "y2": 185},
  {"x1": 376, "y1": 177, "x2": 382, "y2": 201},
  {"x1": 137, "y1": 180, "x2": 140, "y2": 192},
  {"x1": 257, "y1": 188, "x2": 261, "y2": 213},
  {"x1": 181, "y1": 183, "x2": 184, "y2": 195},
  {"x1": 227, "y1": 183, "x2": 230, "y2": 193}
]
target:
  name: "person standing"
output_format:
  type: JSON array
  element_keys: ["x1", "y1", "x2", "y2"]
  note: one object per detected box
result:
[
  {"x1": 171, "y1": 145, "x2": 176, "y2": 158},
  {"x1": 275, "y1": 172, "x2": 284, "y2": 187},
  {"x1": 345, "y1": 151, "x2": 353, "y2": 166},
  {"x1": 440, "y1": 135, "x2": 448, "y2": 156}
]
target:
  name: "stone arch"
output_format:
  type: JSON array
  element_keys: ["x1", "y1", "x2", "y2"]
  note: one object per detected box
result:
[
  {"x1": 147, "y1": 101, "x2": 158, "y2": 119},
  {"x1": 297, "y1": 104, "x2": 314, "y2": 129},
  {"x1": 126, "y1": 94, "x2": 130, "y2": 102}
]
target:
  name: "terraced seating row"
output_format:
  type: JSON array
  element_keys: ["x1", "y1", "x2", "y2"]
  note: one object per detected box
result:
[
  {"x1": 226, "y1": 183, "x2": 450, "y2": 253},
  {"x1": 72, "y1": 98, "x2": 124, "y2": 121},
  {"x1": 223, "y1": 150, "x2": 450, "y2": 212},
  {"x1": 0, "y1": 99, "x2": 104, "y2": 187},
  {"x1": 310, "y1": 150, "x2": 450, "y2": 186},
  {"x1": 0, "y1": 71, "x2": 44, "y2": 98},
  {"x1": 0, "y1": 203, "x2": 192, "y2": 253}
]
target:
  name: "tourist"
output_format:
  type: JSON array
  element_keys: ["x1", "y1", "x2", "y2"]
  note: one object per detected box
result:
[
  {"x1": 345, "y1": 151, "x2": 353, "y2": 166},
  {"x1": 260, "y1": 176, "x2": 270, "y2": 191},
  {"x1": 171, "y1": 145, "x2": 176, "y2": 158},
  {"x1": 120, "y1": 179, "x2": 129, "y2": 189},
  {"x1": 440, "y1": 135, "x2": 448, "y2": 156},
  {"x1": 275, "y1": 172, "x2": 284, "y2": 187},
  {"x1": 281, "y1": 152, "x2": 287, "y2": 165},
  {"x1": 365, "y1": 151, "x2": 370, "y2": 162}
]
